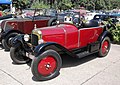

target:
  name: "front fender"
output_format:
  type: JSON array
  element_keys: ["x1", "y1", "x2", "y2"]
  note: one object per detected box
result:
[
  {"x1": 34, "y1": 42, "x2": 77, "y2": 57},
  {"x1": 11, "y1": 34, "x2": 32, "y2": 52},
  {"x1": 98, "y1": 30, "x2": 113, "y2": 43},
  {"x1": 1, "y1": 29, "x2": 23, "y2": 39},
  {"x1": 11, "y1": 34, "x2": 24, "y2": 47}
]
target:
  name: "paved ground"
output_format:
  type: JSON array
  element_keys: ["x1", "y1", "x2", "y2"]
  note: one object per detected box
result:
[{"x1": 0, "y1": 44, "x2": 120, "y2": 85}]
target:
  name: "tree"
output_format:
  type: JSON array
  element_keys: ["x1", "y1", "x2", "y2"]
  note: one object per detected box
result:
[{"x1": 1, "y1": 0, "x2": 120, "y2": 10}]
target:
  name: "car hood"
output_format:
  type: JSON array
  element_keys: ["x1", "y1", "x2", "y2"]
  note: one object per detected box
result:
[
  {"x1": 37, "y1": 24, "x2": 65, "y2": 36},
  {"x1": 35, "y1": 24, "x2": 77, "y2": 36}
]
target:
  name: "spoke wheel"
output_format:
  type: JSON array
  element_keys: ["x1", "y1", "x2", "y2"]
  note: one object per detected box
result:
[
  {"x1": 38, "y1": 56, "x2": 57, "y2": 76},
  {"x1": 10, "y1": 43, "x2": 30, "y2": 64},
  {"x1": 2, "y1": 33, "x2": 18, "y2": 51},
  {"x1": 48, "y1": 18, "x2": 57, "y2": 26},
  {"x1": 102, "y1": 41, "x2": 109, "y2": 54},
  {"x1": 98, "y1": 37, "x2": 111, "y2": 57},
  {"x1": 31, "y1": 50, "x2": 62, "y2": 81}
]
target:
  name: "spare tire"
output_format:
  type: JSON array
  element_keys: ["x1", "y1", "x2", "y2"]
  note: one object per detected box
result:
[{"x1": 48, "y1": 18, "x2": 57, "y2": 26}]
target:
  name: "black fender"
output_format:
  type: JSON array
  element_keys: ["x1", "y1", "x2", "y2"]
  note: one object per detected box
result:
[
  {"x1": 10, "y1": 34, "x2": 24, "y2": 47},
  {"x1": 34, "y1": 42, "x2": 77, "y2": 57},
  {"x1": 1, "y1": 29, "x2": 23, "y2": 39},
  {"x1": 11, "y1": 34, "x2": 32, "y2": 52},
  {"x1": 98, "y1": 30, "x2": 113, "y2": 43}
]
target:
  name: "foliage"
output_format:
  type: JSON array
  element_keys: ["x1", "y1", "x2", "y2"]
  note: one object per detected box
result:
[
  {"x1": 0, "y1": 0, "x2": 120, "y2": 10},
  {"x1": 107, "y1": 19, "x2": 120, "y2": 43},
  {"x1": 102, "y1": 18, "x2": 120, "y2": 43},
  {"x1": 12, "y1": 0, "x2": 30, "y2": 9},
  {"x1": 109, "y1": 25, "x2": 120, "y2": 43},
  {"x1": 31, "y1": 1, "x2": 50, "y2": 9},
  {"x1": 57, "y1": 0, "x2": 73, "y2": 10}
]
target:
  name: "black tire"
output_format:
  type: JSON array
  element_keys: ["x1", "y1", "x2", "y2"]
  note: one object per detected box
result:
[
  {"x1": 98, "y1": 37, "x2": 111, "y2": 57},
  {"x1": 31, "y1": 49, "x2": 62, "y2": 81},
  {"x1": 10, "y1": 43, "x2": 30, "y2": 64},
  {"x1": 48, "y1": 18, "x2": 57, "y2": 26},
  {"x1": 2, "y1": 32, "x2": 18, "y2": 51}
]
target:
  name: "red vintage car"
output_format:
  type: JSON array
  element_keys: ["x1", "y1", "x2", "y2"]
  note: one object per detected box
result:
[
  {"x1": 0, "y1": 9, "x2": 58, "y2": 51},
  {"x1": 10, "y1": 12, "x2": 113, "y2": 81}
]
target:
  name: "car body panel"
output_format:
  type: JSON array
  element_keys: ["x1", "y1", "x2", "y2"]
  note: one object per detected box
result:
[
  {"x1": 79, "y1": 27, "x2": 103, "y2": 47},
  {"x1": 41, "y1": 24, "x2": 79, "y2": 49},
  {"x1": 1, "y1": 18, "x2": 49, "y2": 34},
  {"x1": 35, "y1": 24, "x2": 103, "y2": 50},
  {"x1": 40, "y1": 25, "x2": 66, "y2": 47}
]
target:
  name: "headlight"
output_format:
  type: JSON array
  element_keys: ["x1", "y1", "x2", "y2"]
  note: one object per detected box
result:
[
  {"x1": 38, "y1": 30, "x2": 42, "y2": 35},
  {"x1": 38, "y1": 39, "x2": 44, "y2": 44},
  {"x1": 24, "y1": 34, "x2": 30, "y2": 41}
]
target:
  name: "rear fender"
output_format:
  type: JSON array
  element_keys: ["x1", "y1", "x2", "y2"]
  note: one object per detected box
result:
[
  {"x1": 98, "y1": 30, "x2": 113, "y2": 43},
  {"x1": 34, "y1": 42, "x2": 77, "y2": 57}
]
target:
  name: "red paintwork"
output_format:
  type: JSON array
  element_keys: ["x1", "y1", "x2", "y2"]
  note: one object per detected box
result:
[
  {"x1": 79, "y1": 27, "x2": 103, "y2": 47},
  {"x1": 102, "y1": 41, "x2": 109, "y2": 54},
  {"x1": 1, "y1": 18, "x2": 49, "y2": 34},
  {"x1": 38, "y1": 56, "x2": 57, "y2": 76},
  {"x1": 40, "y1": 24, "x2": 103, "y2": 50}
]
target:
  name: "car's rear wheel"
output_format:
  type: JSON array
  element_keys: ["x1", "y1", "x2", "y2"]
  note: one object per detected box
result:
[
  {"x1": 10, "y1": 43, "x2": 30, "y2": 64},
  {"x1": 2, "y1": 32, "x2": 18, "y2": 51},
  {"x1": 31, "y1": 50, "x2": 62, "y2": 81},
  {"x1": 98, "y1": 37, "x2": 111, "y2": 57}
]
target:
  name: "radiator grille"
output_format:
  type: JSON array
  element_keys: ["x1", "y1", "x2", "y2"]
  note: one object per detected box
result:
[{"x1": 31, "y1": 34, "x2": 38, "y2": 46}]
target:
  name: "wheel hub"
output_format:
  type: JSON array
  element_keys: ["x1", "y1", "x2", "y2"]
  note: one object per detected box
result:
[
  {"x1": 45, "y1": 63, "x2": 51, "y2": 70},
  {"x1": 8, "y1": 37, "x2": 13, "y2": 46},
  {"x1": 102, "y1": 41, "x2": 109, "y2": 54},
  {"x1": 38, "y1": 56, "x2": 57, "y2": 76}
]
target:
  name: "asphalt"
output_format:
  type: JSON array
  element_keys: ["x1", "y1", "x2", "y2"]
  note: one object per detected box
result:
[{"x1": 0, "y1": 44, "x2": 120, "y2": 85}]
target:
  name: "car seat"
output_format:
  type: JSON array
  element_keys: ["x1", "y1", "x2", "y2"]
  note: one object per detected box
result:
[{"x1": 81, "y1": 20, "x2": 99, "y2": 28}]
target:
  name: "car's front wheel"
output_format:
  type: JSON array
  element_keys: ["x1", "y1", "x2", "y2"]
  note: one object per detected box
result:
[
  {"x1": 2, "y1": 32, "x2": 18, "y2": 51},
  {"x1": 98, "y1": 37, "x2": 111, "y2": 57},
  {"x1": 31, "y1": 50, "x2": 62, "y2": 81},
  {"x1": 10, "y1": 43, "x2": 30, "y2": 64}
]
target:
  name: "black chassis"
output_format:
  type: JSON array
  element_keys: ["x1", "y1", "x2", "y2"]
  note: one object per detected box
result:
[{"x1": 10, "y1": 29, "x2": 113, "y2": 59}]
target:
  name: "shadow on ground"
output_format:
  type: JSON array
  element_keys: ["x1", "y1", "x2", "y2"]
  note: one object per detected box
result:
[
  {"x1": 61, "y1": 53, "x2": 97, "y2": 68},
  {"x1": 26, "y1": 53, "x2": 97, "y2": 68},
  {"x1": 11, "y1": 51, "x2": 98, "y2": 82},
  {"x1": 30, "y1": 53, "x2": 98, "y2": 81}
]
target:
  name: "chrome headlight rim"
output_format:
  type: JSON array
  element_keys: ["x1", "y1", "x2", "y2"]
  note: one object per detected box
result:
[
  {"x1": 24, "y1": 34, "x2": 30, "y2": 42},
  {"x1": 38, "y1": 39, "x2": 44, "y2": 44}
]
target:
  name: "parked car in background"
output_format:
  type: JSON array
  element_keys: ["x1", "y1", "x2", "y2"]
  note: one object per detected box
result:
[
  {"x1": 92, "y1": 14, "x2": 117, "y2": 22},
  {"x1": 0, "y1": 9, "x2": 60, "y2": 51},
  {"x1": 10, "y1": 11, "x2": 112, "y2": 81},
  {"x1": 85, "y1": 12, "x2": 99, "y2": 21},
  {"x1": 92, "y1": 14, "x2": 119, "y2": 26}
]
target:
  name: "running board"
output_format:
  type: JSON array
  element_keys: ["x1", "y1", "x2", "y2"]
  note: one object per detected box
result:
[{"x1": 76, "y1": 51, "x2": 90, "y2": 58}]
